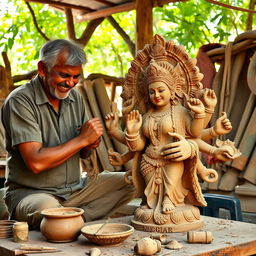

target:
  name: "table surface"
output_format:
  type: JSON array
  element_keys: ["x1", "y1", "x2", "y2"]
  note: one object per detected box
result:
[{"x1": 0, "y1": 215, "x2": 256, "y2": 256}]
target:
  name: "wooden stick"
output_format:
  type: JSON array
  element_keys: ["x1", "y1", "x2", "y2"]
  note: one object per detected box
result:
[
  {"x1": 20, "y1": 244, "x2": 58, "y2": 251},
  {"x1": 15, "y1": 249, "x2": 61, "y2": 255},
  {"x1": 94, "y1": 218, "x2": 110, "y2": 235}
]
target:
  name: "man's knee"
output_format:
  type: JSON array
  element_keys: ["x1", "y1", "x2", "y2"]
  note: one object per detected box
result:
[
  {"x1": 14, "y1": 193, "x2": 62, "y2": 230},
  {"x1": 18, "y1": 193, "x2": 61, "y2": 213}
]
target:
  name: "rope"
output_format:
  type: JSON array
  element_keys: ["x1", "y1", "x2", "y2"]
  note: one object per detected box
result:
[{"x1": 204, "y1": 0, "x2": 256, "y2": 13}]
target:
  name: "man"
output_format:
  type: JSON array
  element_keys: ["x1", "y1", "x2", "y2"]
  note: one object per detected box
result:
[{"x1": 2, "y1": 39, "x2": 135, "y2": 229}]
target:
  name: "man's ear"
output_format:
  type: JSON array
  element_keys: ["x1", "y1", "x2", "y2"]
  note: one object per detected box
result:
[{"x1": 38, "y1": 61, "x2": 47, "y2": 77}]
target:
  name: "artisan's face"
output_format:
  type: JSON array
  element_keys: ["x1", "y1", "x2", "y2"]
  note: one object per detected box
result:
[
  {"x1": 39, "y1": 50, "x2": 82, "y2": 100},
  {"x1": 148, "y1": 81, "x2": 171, "y2": 107}
]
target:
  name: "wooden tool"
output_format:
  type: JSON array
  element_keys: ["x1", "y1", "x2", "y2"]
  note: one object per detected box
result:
[
  {"x1": 20, "y1": 244, "x2": 58, "y2": 251},
  {"x1": 94, "y1": 218, "x2": 110, "y2": 235},
  {"x1": 15, "y1": 249, "x2": 61, "y2": 255},
  {"x1": 14, "y1": 244, "x2": 61, "y2": 255}
]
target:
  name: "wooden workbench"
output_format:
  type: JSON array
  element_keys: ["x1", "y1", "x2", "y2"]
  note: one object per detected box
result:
[{"x1": 0, "y1": 215, "x2": 256, "y2": 256}]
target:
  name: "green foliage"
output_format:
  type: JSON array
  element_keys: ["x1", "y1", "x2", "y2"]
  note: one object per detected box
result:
[
  {"x1": 0, "y1": 0, "x2": 66, "y2": 73},
  {"x1": 0, "y1": 0, "x2": 253, "y2": 77},
  {"x1": 81, "y1": 12, "x2": 135, "y2": 77},
  {"x1": 153, "y1": 0, "x2": 250, "y2": 57}
]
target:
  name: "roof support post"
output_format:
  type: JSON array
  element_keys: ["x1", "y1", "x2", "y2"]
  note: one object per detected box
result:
[{"x1": 135, "y1": 0, "x2": 153, "y2": 52}]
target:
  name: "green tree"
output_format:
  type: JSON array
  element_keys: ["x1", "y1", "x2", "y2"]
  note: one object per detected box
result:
[
  {"x1": 0, "y1": 0, "x2": 254, "y2": 79},
  {"x1": 154, "y1": 0, "x2": 251, "y2": 57}
]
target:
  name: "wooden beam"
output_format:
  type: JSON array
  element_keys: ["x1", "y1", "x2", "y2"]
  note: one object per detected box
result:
[
  {"x1": 92, "y1": 0, "x2": 116, "y2": 7},
  {"x1": 75, "y1": 2, "x2": 135, "y2": 22},
  {"x1": 25, "y1": 0, "x2": 95, "y2": 12},
  {"x1": 75, "y1": 0, "x2": 188, "y2": 22},
  {"x1": 65, "y1": 8, "x2": 76, "y2": 40},
  {"x1": 136, "y1": 0, "x2": 153, "y2": 51}
]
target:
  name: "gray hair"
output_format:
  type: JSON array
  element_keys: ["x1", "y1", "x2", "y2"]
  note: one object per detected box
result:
[{"x1": 39, "y1": 39, "x2": 87, "y2": 70}]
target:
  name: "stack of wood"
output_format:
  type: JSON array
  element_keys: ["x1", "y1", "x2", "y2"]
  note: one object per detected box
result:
[
  {"x1": 76, "y1": 77, "x2": 131, "y2": 174},
  {"x1": 197, "y1": 31, "x2": 256, "y2": 212}
]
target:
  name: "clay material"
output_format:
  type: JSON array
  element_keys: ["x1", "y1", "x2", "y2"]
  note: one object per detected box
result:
[
  {"x1": 81, "y1": 223, "x2": 134, "y2": 245},
  {"x1": 165, "y1": 239, "x2": 183, "y2": 249},
  {"x1": 150, "y1": 233, "x2": 167, "y2": 243},
  {"x1": 40, "y1": 207, "x2": 84, "y2": 242},
  {"x1": 187, "y1": 231, "x2": 214, "y2": 244},
  {"x1": 13, "y1": 222, "x2": 29, "y2": 243},
  {"x1": 89, "y1": 247, "x2": 101, "y2": 256},
  {"x1": 134, "y1": 237, "x2": 161, "y2": 256}
]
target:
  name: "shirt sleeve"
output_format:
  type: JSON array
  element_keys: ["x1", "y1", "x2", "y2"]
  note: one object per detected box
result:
[{"x1": 5, "y1": 96, "x2": 42, "y2": 147}]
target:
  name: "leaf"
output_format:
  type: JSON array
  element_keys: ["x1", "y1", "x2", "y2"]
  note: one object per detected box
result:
[
  {"x1": 25, "y1": 20, "x2": 31, "y2": 32},
  {"x1": 8, "y1": 38, "x2": 14, "y2": 49}
]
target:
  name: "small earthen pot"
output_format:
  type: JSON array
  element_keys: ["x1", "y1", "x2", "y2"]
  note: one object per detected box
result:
[{"x1": 40, "y1": 207, "x2": 84, "y2": 242}]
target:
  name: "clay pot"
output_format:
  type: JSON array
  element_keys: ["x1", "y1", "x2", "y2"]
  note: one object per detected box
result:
[
  {"x1": 40, "y1": 207, "x2": 84, "y2": 242},
  {"x1": 134, "y1": 237, "x2": 161, "y2": 255}
]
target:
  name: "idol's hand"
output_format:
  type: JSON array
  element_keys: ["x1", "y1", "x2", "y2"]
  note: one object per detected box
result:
[
  {"x1": 214, "y1": 112, "x2": 232, "y2": 136},
  {"x1": 161, "y1": 132, "x2": 193, "y2": 161},
  {"x1": 105, "y1": 112, "x2": 119, "y2": 132},
  {"x1": 187, "y1": 98, "x2": 205, "y2": 114},
  {"x1": 202, "y1": 88, "x2": 217, "y2": 109},
  {"x1": 126, "y1": 110, "x2": 142, "y2": 135},
  {"x1": 108, "y1": 148, "x2": 123, "y2": 166}
]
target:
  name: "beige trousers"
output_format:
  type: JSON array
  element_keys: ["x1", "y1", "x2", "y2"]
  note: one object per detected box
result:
[{"x1": 14, "y1": 171, "x2": 135, "y2": 230}]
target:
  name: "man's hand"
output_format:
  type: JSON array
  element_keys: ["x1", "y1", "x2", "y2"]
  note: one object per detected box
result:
[
  {"x1": 84, "y1": 137, "x2": 101, "y2": 150},
  {"x1": 79, "y1": 117, "x2": 103, "y2": 146},
  {"x1": 161, "y1": 132, "x2": 193, "y2": 161}
]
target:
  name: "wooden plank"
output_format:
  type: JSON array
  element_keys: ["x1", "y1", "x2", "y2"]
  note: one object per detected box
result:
[
  {"x1": 75, "y1": 0, "x2": 188, "y2": 22},
  {"x1": 195, "y1": 241, "x2": 256, "y2": 256},
  {"x1": 0, "y1": 216, "x2": 256, "y2": 256},
  {"x1": 75, "y1": 2, "x2": 135, "y2": 22},
  {"x1": 26, "y1": 0, "x2": 94, "y2": 11},
  {"x1": 92, "y1": 0, "x2": 115, "y2": 7},
  {"x1": 92, "y1": 78, "x2": 130, "y2": 171},
  {"x1": 83, "y1": 80, "x2": 114, "y2": 171},
  {"x1": 135, "y1": 0, "x2": 153, "y2": 51},
  {"x1": 231, "y1": 107, "x2": 256, "y2": 170}
]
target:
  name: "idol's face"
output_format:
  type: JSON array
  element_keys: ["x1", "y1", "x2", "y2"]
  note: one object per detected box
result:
[{"x1": 148, "y1": 81, "x2": 171, "y2": 108}]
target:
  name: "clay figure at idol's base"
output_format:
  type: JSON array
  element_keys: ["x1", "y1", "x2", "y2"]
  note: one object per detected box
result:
[{"x1": 105, "y1": 34, "x2": 241, "y2": 233}]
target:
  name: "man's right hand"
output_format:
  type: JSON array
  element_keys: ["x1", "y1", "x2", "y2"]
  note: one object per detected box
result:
[{"x1": 79, "y1": 118, "x2": 103, "y2": 146}]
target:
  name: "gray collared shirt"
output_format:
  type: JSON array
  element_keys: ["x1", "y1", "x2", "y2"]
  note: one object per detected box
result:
[{"x1": 2, "y1": 75, "x2": 87, "y2": 214}]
